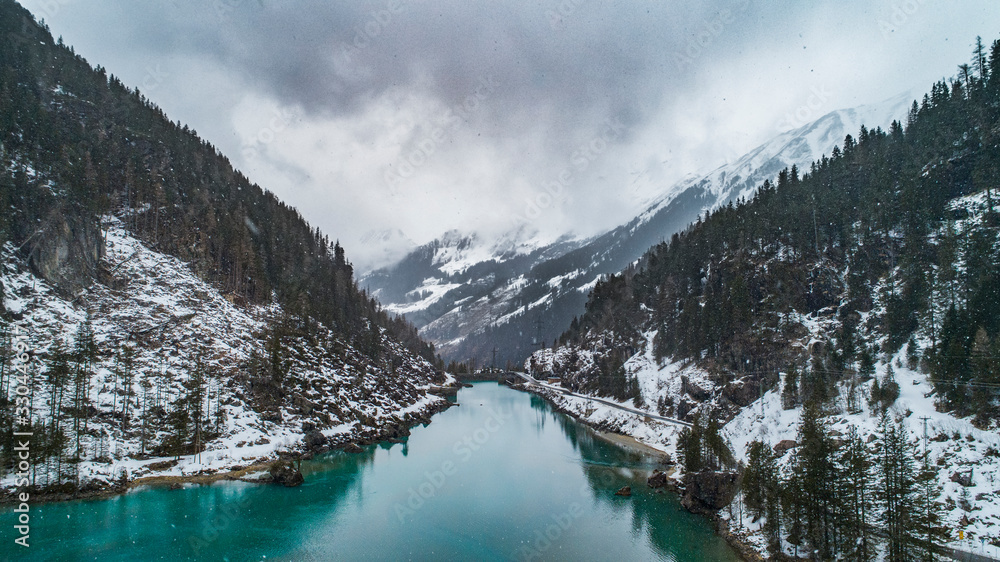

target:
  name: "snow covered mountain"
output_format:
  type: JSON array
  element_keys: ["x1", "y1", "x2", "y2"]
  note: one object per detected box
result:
[
  {"x1": 363, "y1": 93, "x2": 915, "y2": 365},
  {"x1": 355, "y1": 228, "x2": 418, "y2": 274},
  {"x1": 0, "y1": 218, "x2": 453, "y2": 492}
]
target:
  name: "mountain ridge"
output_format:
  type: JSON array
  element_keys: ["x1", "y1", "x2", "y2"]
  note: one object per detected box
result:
[{"x1": 364, "y1": 92, "x2": 915, "y2": 365}]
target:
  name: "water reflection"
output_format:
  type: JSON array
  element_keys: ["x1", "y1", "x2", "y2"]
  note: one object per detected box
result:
[
  {"x1": 3, "y1": 383, "x2": 736, "y2": 562},
  {"x1": 528, "y1": 388, "x2": 726, "y2": 562}
]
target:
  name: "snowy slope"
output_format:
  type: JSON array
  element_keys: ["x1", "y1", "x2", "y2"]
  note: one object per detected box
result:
[
  {"x1": 722, "y1": 347, "x2": 1000, "y2": 557},
  {"x1": 365, "y1": 94, "x2": 915, "y2": 365},
  {"x1": 526, "y1": 333, "x2": 1000, "y2": 557},
  {"x1": 1, "y1": 217, "x2": 451, "y2": 491},
  {"x1": 634, "y1": 91, "x2": 915, "y2": 227},
  {"x1": 523, "y1": 186, "x2": 1000, "y2": 557}
]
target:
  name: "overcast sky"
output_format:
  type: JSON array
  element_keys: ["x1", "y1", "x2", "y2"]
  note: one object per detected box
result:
[{"x1": 23, "y1": 0, "x2": 1000, "y2": 271}]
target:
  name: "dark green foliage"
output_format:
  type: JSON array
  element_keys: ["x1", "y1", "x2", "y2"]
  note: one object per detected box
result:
[
  {"x1": 677, "y1": 414, "x2": 734, "y2": 474},
  {"x1": 788, "y1": 402, "x2": 838, "y2": 558},
  {"x1": 869, "y1": 414, "x2": 945, "y2": 561},
  {"x1": 743, "y1": 440, "x2": 781, "y2": 544},
  {"x1": 837, "y1": 427, "x2": 877, "y2": 561},
  {"x1": 676, "y1": 421, "x2": 703, "y2": 474},
  {"x1": 556, "y1": 35, "x2": 1000, "y2": 423},
  {"x1": 780, "y1": 366, "x2": 799, "y2": 410},
  {"x1": 868, "y1": 366, "x2": 900, "y2": 413},
  {"x1": 0, "y1": 1, "x2": 439, "y2": 368}
]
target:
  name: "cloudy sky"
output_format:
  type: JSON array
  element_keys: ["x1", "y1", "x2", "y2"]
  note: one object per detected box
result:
[{"x1": 24, "y1": 0, "x2": 1000, "y2": 271}]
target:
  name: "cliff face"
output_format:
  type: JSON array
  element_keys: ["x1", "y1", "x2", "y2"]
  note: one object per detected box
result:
[{"x1": 27, "y1": 213, "x2": 103, "y2": 296}]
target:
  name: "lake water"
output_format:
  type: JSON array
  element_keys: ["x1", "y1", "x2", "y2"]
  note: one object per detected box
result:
[{"x1": 3, "y1": 383, "x2": 738, "y2": 561}]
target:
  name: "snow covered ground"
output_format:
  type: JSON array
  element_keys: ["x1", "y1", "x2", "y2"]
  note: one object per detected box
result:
[
  {"x1": 1, "y1": 217, "x2": 451, "y2": 492},
  {"x1": 527, "y1": 332, "x2": 1000, "y2": 558},
  {"x1": 723, "y1": 345, "x2": 1000, "y2": 557}
]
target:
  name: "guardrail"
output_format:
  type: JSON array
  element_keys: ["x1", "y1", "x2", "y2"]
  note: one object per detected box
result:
[{"x1": 509, "y1": 371, "x2": 693, "y2": 428}]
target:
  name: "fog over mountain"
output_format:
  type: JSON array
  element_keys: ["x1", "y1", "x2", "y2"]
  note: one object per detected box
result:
[{"x1": 23, "y1": 0, "x2": 1000, "y2": 270}]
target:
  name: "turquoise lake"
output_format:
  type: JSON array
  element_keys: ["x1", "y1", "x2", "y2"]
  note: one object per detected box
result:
[{"x1": 3, "y1": 383, "x2": 738, "y2": 561}]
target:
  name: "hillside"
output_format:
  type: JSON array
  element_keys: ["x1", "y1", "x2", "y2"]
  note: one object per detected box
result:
[
  {"x1": 526, "y1": 39, "x2": 1000, "y2": 558},
  {"x1": 364, "y1": 94, "x2": 913, "y2": 367},
  {"x1": 0, "y1": 1, "x2": 451, "y2": 494}
]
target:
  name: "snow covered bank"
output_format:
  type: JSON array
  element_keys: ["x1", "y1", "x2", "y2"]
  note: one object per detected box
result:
[{"x1": 1, "y1": 218, "x2": 455, "y2": 500}]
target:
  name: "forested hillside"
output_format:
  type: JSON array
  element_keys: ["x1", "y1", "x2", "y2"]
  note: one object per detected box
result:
[
  {"x1": 0, "y1": 0, "x2": 447, "y2": 491},
  {"x1": 554, "y1": 38, "x2": 1000, "y2": 427},
  {"x1": 527, "y1": 37, "x2": 1000, "y2": 559},
  {"x1": 0, "y1": 1, "x2": 435, "y2": 363}
]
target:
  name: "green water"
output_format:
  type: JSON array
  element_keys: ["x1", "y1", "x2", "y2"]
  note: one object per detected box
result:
[{"x1": 3, "y1": 383, "x2": 738, "y2": 561}]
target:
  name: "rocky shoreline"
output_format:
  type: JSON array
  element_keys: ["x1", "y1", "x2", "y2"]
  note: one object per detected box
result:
[
  {"x1": 511, "y1": 381, "x2": 765, "y2": 562},
  {"x1": 0, "y1": 391, "x2": 458, "y2": 506}
]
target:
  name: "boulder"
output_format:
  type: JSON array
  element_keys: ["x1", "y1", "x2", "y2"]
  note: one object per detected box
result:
[
  {"x1": 614, "y1": 486, "x2": 632, "y2": 497},
  {"x1": 950, "y1": 470, "x2": 974, "y2": 487},
  {"x1": 293, "y1": 394, "x2": 319, "y2": 415},
  {"x1": 773, "y1": 440, "x2": 798, "y2": 456},
  {"x1": 681, "y1": 471, "x2": 740, "y2": 514},
  {"x1": 269, "y1": 460, "x2": 304, "y2": 487},
  {"x1": 681, "y1": 376, "x2": 711, "y2": 401},
  {"x1": 343, "y1": 442, "x2": 364, "y2": 454},
  {"x1": 721, "y1": 380, "x2": 757, "y2": 408},
  {"x1": 303, "y1": 429, "x2": 328, "y2": 451},
  {"x1": 147, "y1": 459, "x2": 180, "y2": 471},
  {"x1": 647, "y1": 471, "x2": 669, "y2": 489},
  {"x1": 29, "y1": 213, "x2": 103, "y2": 296}
]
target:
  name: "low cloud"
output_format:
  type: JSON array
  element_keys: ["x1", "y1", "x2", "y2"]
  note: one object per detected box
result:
[{"x1": 27, "y1": 0, "x2": 1000, "y2": 271}]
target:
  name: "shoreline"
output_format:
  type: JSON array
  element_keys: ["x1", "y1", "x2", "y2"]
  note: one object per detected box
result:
[
  {"x1": 594, "y1": 429, "x2": 670, "y2": 458},
  {"x1": 513, "y1": 381, "x2": 764, "y2": 562},
  {"x1": 0, "y1": 393, "x2": 457, "y2": 507}
]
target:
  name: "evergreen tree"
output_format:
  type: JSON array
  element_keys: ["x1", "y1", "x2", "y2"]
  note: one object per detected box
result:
[
  {"x1": 837, "y1": 427, "x2": 877, "y2": 561},
  {"x1": 910, "y1": 453, "x2": 948, "y2": 561},
  {"x1": 677, "y1": 415, "x2": 703, "y2": 473},
  {"x1": 792, "y1": 401, "x2": 838, "y2": 558},
  {"x1": 876, "y1": 415, "x2": 916, "y2": 562}
]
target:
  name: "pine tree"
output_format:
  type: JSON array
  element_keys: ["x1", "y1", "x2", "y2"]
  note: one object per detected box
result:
[
  {"x1": 45, "y1": 340, "x2": 72, "y2": 483},
  {"x1": 876, "y1": 414, "x2": 916, "y2": 562},
  {"x1": 792, "y1": 401, "x2": 838, "y2": 558},
  {"x1": 781, "y1": 366, "x2": 799, "y2": 410},
  {"x1": 837, "y1": 427, "x2": 877, "y2": 561},
  {"x1": 119, "y1": 345, "x2": 135, "y2": 431},
  {"x1": 72, "y1": 313, "x2": 97, "y2": 462},
  {"x1": 909, "y1": 452, "x2": 948, "y2": 561},
  {"x1": 677, "y1": 415, "x2": 704, "y2": 473}
]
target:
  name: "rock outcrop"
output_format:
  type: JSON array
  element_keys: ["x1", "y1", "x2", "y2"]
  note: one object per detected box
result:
[
  {"x1": 303, "y1": 429, "x2": 328, "y2": 452},
  {"x1": 681, "y1": 471, "x2": 740, "y2": 514},
  {"x1": 269, "y1": 460, "x2": 304, "y2": 487},
  {"x1": 28, "y1": 213, "x2": 103, "y2": 296},
  {"x1": 773, "y1": 440, "x2": 798, "y2": 456},
  {"x1": 647, "y1": 471, "x2": 669, "y2": 489}
]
